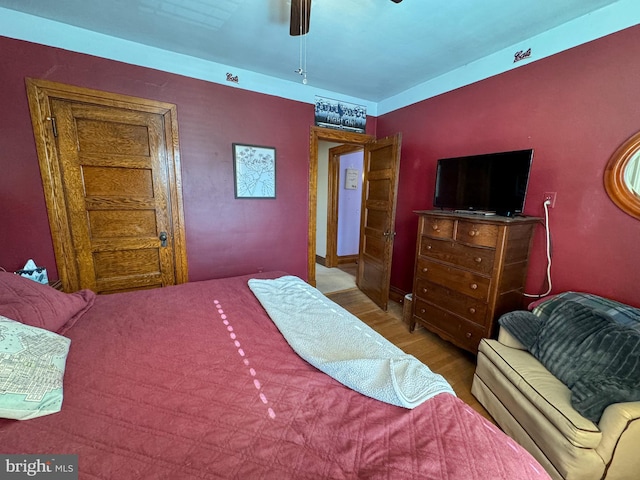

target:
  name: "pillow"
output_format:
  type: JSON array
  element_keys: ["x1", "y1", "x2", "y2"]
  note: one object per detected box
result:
[
  {"x1": 0, "y1": 315, "x2": 71, "y2": 420},
  {"x1": 0, "y1": 272, "x2": 95, "y2": 333}
]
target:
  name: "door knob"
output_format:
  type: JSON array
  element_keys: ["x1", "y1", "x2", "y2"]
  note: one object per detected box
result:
[{"x1": 159, "y1": 231, "x2": 168, "y2": 247}]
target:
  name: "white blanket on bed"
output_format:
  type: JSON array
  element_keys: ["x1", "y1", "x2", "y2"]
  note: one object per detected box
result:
[{"x1": 248, "y1": 275, "x2": 455, "y2": 409}]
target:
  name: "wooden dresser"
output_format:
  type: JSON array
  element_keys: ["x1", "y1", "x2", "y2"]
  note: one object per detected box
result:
[{"x1": 411, "y1": 210, "x2": 540, "y2": 353}]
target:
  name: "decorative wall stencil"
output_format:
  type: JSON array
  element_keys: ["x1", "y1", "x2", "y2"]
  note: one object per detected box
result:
[
  {"x1": 514, "y1": 48, "x2": 532, "y2": 62},
  {"x1": 233, "y1": 144, "x2": 276, "y2": 198}
]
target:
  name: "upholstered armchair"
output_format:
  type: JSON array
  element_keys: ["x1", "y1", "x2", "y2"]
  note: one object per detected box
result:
[{"x1": 472, "y1": 292, "x2": 640, "y2": 480}]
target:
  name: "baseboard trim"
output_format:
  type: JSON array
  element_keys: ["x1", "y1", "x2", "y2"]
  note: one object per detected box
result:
[
  {"x1": 390, "y1": 285, "x2": 408, "y2": 304},
  {"x1": 337, "y1": 255, "x2": 358, "y2": 265}
]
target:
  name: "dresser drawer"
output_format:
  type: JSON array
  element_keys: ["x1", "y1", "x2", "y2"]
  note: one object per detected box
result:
[
  {"x1": 414, "y1": 277, "x2": 488, "y2": 326},
  {"x1": 419, "y1": 237, "x2": 495, "y2": 275},
  {"x1": 422, "y1": 217, "x2": 454, "y2": 239},
  {"x1": 416, "y1": 257, "x2": 490, "y2": 300},
  {"x1": 413, "y1": 298, "x2": 486, "y2": 352},
  {"x1": 455, "y1": 221, "x2": 499, "y2": 247}
]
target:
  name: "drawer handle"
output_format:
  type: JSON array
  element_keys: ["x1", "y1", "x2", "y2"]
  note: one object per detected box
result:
[
  {"x1": 431, "y1": 224, "x2": 439, "y2": 231},
  {"x1": 420, "y1": 308, "x2": 426, "y2": 314},
  {"x1": 426, "y1": 244, "x2": 432, "y2": 250},
  {"x1": 470, "y1": 283, "x2": 478, "y2": 290},
  {"x1": 422, "y1": 267, "x2": 428, "y2": 273},
  {"x1": 422, "y1": 288, "x2": 428, "y2": 294},
  {"x1": 469, "y1": 230, "x2": 477, "y2": 237},
  {"x1": 475, "y1": 257, "x2": 482, "y2": 263},
  {"x1": 469, "y1": 307, "x2": 476, "y2": 314},
  {"x1": 465, "y1": 332, "x2": 472, "y2": 338}
]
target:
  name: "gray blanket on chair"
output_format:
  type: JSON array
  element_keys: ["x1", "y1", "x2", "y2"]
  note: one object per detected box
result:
[{"x1": 499, "y1": 300, "x2": 640, "y2": 423}]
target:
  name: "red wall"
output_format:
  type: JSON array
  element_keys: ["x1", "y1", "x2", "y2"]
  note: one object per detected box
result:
[
  {"x1": 0, "y1": 36, "x2": 322, "y2": 282},
  {"x1": 379, "y1": 25, "x2": 640, "y2": 307},
  {"x1": 3, "y1": 26, "x2": 640, "y2": 308}
]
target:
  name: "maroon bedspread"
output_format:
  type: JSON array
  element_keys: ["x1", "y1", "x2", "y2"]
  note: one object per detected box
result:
[{"x1": 0, "y1": 273, "x2": 549, "y2": 479}]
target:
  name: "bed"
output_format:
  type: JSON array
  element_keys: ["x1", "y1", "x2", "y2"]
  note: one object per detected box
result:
[{"x1": 0, "y1": 271, "x2": 550, "y2": 479}]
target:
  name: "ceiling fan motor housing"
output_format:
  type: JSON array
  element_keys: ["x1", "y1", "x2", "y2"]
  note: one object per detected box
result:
[{"x1": 290, "y1": 0, "x2": 402, "y2": 36}]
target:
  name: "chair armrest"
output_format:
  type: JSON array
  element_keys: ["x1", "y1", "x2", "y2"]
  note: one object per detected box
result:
[
  {"x1": 596, "y1": 401, "x2": 640, "y2": 476},
  {"x1": 497, "y1": 326, "x2": 527, "y2": 350}
]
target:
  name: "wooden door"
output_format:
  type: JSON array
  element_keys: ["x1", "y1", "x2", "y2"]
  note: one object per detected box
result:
[
  {"x1": 26, "y1": 79, "x2": 188, "y2": 294},
  {"x1": 356, "y1": 134, "x2": 402, "y2": 310}
]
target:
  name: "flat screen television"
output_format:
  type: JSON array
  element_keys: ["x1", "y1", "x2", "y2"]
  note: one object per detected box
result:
[{"x1": 433, "y1": 149, "x2": 533, "y2": 217}]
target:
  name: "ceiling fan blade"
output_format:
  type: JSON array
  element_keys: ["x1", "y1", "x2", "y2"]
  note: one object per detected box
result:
[{"x1": 290, "y1": 0, "x2": 311, "y2": 36}]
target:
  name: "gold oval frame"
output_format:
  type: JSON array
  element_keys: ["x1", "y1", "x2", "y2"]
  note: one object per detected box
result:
[{"x1": 604, "y1": 130, "x2": 640, "y2": 221}]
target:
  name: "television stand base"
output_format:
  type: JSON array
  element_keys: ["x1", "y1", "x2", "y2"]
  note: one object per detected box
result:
[{"x1": 454, "y1": 209, "x2": 497, "y2": 216}]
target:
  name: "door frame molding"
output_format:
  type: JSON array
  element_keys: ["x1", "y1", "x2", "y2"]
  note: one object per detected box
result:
[
  {"x1": 307, "y1": 126, "x2": 374, "y2": 286},
  {"x1": 326, "y1": 144, "x2": 363, "y2": 268},
  {"x1": 25, "y1": 78, "x2": 188, "y2": 291}
]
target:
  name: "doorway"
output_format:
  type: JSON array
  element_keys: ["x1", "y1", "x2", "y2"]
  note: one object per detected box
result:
[
  {"x1": 324, "y1": 144, "x2": 364, "y2": 268},
  {"x1": 308, "y1": 127, "x2": 402, "y2": 311},
  {"x1": 316, "y1": 143, "x2": 363, "y2": 267},
  {"x1": 307, "y1": 127, "x2": 374, "y2": 288}
]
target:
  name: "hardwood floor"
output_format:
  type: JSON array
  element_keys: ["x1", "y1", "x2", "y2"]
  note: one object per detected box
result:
[{"x1": 326, "y1": 286, "x2": 495, "y2": 423}]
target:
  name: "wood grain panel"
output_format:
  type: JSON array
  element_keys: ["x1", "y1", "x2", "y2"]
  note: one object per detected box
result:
[
  {"x1": 503, "y1": 224, "x2": 537, "y2": 263},
  {"x1": 84, "y1": 197, "x2": 156, "y2": 209},
  {"x1": 94, "y1": 248, "x2": 160, "y2": 279},
  {"x1": 416, "y1": 257, "x2": 490, "y2": 301},
  {"x1": 362, "y1": 232, "x2": 385, "y2": 259},
  {"x1": 366, "y1": 178, "x2": 392, "y2": 203},
  {"x1": 423, "y1": 217, "x2": 455, "y2": 239},
  {"x1": 419, "y1": 237, "x2": 495, "y2": 275},
  {"x1": 82, "y1": 166, "x2": 154, "y2": 197},
  {"x1": 88, "y1": 210, "x2": 157, "y2": 238},
  {"x1": 455, "y1": 221, "x2": 499, "y2": 247},
  {"x1": 364, "y1": 208, "x2": 386, "y2": 232},
  {"x1": 76, "y1": 118, "x2": 151, "y2": 156},
  {"x1": 358, "y1": 261, "x2": 384, "y2": 296},
  {"x1": 413, "y1": 297, "x2": 486, "y2": 353},
  {"x1": 414, "y1": 277, "x2": 488, "y2": 325},
  {"x1": 369, "y1": 145, "x2": 393, "y2": 171},
  {"x1": 498, "y1": 262, "x2": 530, "y2": 292}
]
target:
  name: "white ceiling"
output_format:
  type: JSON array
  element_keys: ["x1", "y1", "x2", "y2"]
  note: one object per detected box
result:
[{"x1": 0, "y1": 0, "x2": 636, "y2": 110}]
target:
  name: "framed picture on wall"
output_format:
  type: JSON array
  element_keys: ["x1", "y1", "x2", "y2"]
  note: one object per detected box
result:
[
  {"x1": 232, "y1": 143, "x2": 276, "y2": 199},
  {"x1": 345, "y1": 168, "x2": 359, "y2": 190}
]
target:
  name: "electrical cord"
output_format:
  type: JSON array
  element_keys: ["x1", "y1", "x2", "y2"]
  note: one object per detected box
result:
[{"x1": 524, "y1": 199, "x2": 553, "y2": 298}]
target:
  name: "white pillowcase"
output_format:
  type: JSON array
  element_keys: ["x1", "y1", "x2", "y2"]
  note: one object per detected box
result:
[{"x1": 0, "y1": 315, "x2": 71, "y2": 420}]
